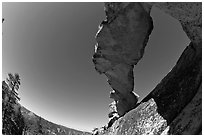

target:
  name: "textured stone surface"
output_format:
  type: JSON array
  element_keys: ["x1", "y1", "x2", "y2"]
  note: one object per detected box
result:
[
  {"x1": 103, "y1": 98, "x2": 167, "y2": 135},
  {"x1": 93, "y1": 2, "x2": 153, "y2": 116},
  {"x1": 142, "y1": 42, "x2": 202, "y2": 123},
  {"x1": 163, "y1": 84, "x2": 202, "y2": 135},
  {"x1": 93, "y1": 2, "x2": 202, "y2": 135},
  {"x1": 99, "y1": 42, "x2": 201, "y2": 135},
  {"x1": 153, "y1": 2, "x2": 202, "y2": 45}
]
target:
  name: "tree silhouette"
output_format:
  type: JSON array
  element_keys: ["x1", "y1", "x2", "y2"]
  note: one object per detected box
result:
[
  {"x1": 6, "y1": 73, "x2": 21, "y2": 101},
  {"x1": 2, "y1": 73, "x2": 24, "y2": 135}
]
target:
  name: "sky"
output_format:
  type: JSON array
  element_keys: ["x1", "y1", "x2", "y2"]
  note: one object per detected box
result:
[{"x1": 2, "y1": 3, "x2": 190, "y2": 132}]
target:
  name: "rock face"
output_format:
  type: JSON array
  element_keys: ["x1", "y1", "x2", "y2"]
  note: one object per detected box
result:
[
  {"x1": 97, "y1": 41, "x2": 201, "y2": 135},
  {"x1": 154, "y1": 2, "x2": 202, "y2": 45},
  {"x1": 93, "y1": 2, "x2": 153, "y2": 117},
  {"x1": 162, "y1": 84, "x2": 202, "y2": 135},
  {"x1": 105, "y1": 98, "x2": 168, "y2": 135},
  {"x1": 92, "y1": 2, "x2": 201, "y2": 135}
]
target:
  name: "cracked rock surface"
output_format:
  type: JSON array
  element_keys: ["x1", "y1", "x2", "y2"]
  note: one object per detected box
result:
[
  {"x1": 98, "y1": 41, "x2": 201, "y2": 135},
  {"x1": 93, "y1": 2, "x2": 201, "y2": 135}
]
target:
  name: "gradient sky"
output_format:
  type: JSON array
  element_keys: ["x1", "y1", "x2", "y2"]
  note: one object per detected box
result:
[{"x1": 2, "y1": 3, "x2": 190, "y2": 131}]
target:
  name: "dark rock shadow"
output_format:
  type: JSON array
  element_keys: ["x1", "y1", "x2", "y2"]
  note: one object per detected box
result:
[{"x1": 140, "y1": 42, "x2": 202, "y2": 134}]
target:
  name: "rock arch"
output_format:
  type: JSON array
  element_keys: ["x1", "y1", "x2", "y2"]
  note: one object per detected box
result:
[{"x1": 92, "y1": 3, "x2": 201, "y2": 133}]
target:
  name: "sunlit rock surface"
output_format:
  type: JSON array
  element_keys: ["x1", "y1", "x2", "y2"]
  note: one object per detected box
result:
[
  {"x1": 93, "y1": 2, "x2": 201, "y2": 135},
  {"x1": 104, "y1": 98, "x2": 168, "y2": 135},
  {"x1": 97, "y1": 42, "x2": 201, "y2": 135}
]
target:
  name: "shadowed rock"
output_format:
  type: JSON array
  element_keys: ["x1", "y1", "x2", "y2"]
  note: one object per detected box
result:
[
  {"x1": 93, "y1": 2, "x2": 153, "y2": 117},
  {"x1": 99, "y1": 42, "x2": 202, "y2": 135},
  {"x1": 162, "y1": 84, "x2": 202, "y2": 135},
  {"x1": 93, "y1": 2, "x2": 201, "y2": 135}
]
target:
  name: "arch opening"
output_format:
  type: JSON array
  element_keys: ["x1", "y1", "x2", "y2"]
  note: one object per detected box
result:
[{"x1": 133, "y1": 6, "x2": 191, "y2": 102}]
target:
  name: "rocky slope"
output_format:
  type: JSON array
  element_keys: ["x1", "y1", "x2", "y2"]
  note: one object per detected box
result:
[
  {"x1": 20, "y1": 106, "x2": 91, "y2": 135},
  {"x1": 93, "y1": 2, "x2": 201, "y2": 135}
]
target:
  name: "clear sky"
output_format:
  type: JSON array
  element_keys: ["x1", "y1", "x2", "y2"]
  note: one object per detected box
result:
[{"x1": 2, "y1": 3, "x2": 190, "y2": 132}]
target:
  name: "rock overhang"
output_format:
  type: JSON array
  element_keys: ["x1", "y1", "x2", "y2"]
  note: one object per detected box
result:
[{"x1": 92, "y1": 2, "x2": 202, "y2": 134}]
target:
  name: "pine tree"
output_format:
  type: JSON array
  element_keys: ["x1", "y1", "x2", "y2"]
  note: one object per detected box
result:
[{"x1": 2, "y1": 73, "x2": 25, "y2": 135}]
